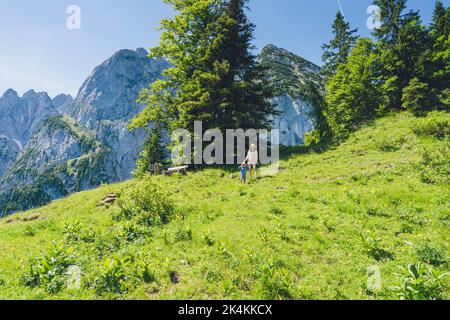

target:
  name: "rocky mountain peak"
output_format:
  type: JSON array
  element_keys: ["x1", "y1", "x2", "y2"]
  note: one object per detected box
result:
[
  {"x1": 1, "y1": 89, "x2": 19, "y2": 101},
  {"x1": 71, "y1": 48, "x2": 171, "y2": 128},
  {"x1": 261, "y1": 44, "x2": 323, "y2": 146},
  {"x1": 52, "y1": 94, "x2": 73, "y2": 108}
]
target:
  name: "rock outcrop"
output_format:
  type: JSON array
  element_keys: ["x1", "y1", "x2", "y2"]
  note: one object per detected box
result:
[{"x1": 261, "y1": 44, "x2": 323, "y2": 145}]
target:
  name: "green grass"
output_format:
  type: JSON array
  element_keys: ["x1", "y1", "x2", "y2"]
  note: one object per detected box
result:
[{"x1": 0, "y1": 112, "x2": 448, "y2": 300}]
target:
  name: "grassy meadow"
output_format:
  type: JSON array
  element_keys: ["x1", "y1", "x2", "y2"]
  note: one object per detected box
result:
[{"x1": 0, "y1": 112, "x2": 448, "y2": 300}]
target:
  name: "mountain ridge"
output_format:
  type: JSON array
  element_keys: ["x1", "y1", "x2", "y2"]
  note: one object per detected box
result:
[{"x1": 0, "y1": 45, "x2": 322, "y2": 216}]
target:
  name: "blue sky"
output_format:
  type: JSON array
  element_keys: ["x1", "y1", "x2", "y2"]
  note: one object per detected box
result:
[{"x1": 0, "y1": 0, "x2": 446, "y2": 97}]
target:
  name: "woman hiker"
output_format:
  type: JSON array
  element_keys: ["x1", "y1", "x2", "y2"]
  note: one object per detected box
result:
[{"x1": 243, "y1": 144, "x2": 259, "y2": 181}]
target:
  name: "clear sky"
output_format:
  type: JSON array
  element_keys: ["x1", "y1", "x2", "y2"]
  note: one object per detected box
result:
[{"x1": 0, "y1": 0, "x2": 447, "y2": 97}]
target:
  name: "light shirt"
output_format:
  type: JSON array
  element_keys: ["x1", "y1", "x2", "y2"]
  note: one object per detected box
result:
[{"x1": 247, "y1": 150, "x2": 258, "y2": 165}]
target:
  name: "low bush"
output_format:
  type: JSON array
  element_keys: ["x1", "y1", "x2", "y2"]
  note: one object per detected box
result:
[
  {"x1": 376, "y1": 135, "x2": 408, "y2": 152},
  {"x1": 113, "y1": 180, "x2": 175, "y2": 227},
  {"x1": 254, "y1": 258, "x2": 292, "y2": 300},
  {"x1": 119, "y1": 222, "x2": 151, "y2": 242},
  {"x1": 360, "y1": 234, "x2": 393, "y2": 261},
  {"x1": 21, "y1": 242, "x2": 75, "y2": 293},
  {"x1": 415, "y1": 243, "x2": 447, "y2": 267},
  {"x1": 135, "y1": 260, "x2": 155, "y2": 284},
  {"x1": 174, "y1": 227, "x2": 193, "y2": 242},
  {"x1": 94, "y1": 255, "x2": 130, "y2": 294},
  {"x1": 390, "y1": 263, "x2": 449, "y2": 300},
  {"x1": 63, "y1": 222, "x2": 96, "y2": 244},
  {"x1": 411, "y1": 111, "x2": 450, "y2": 139},
  {"x1": 417, "y1": 140, "x2": 450, "y2": 184}
]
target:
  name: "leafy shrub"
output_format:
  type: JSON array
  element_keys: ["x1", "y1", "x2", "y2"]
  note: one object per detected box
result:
[
  {"x1": 304, "y1": 129, "x2": 322, "y2": 146},
  {"x1": 390, "y1": 263, "x2": 449, "y2": 300},
  {"x1": 113, "y1": 180, "x2": 175, "y2": 227},
  {"x1": 21, "y1": 242, "x2": 75, "y2": 293},
  {"x1": 255, "y1": 258, "x2": 292, "y2": 300},
  {"x1": 174, "y1": 227, "x2": 193, "y2": 242},
  {"x1": 320, "y1": 216, "x2": 335, "y2": 233},
  {"x1": 202, "y1": 233, "x2": 215, "y2": 246},
  {"x1": 416, "y1": 140, "x2": 450, "y2": 184},
  {"x1": 411, "y1": 111, "x2": 450, "y2": 139},
  {"x1": 269, "y1": 207, "x2": 284, "y2": 216},
  {"x1": 360, "y1": 234, "x2": 393, "y2": 261},
  {"x1": 402, "y1": 78, "x2": 434, "y2": 115},
  {"x1": 258, "y1": 227, "x2": 269, "y2": 242},
  {"x1": 23, "y1": 226, "x2": 36, "y2": 237},
  {"x1": 95, "y1": 255, "x2": 129, "y2": 294},
  {"x1": 376, "y1": 135, "x2": 408, "y2": 152},
  {"x1": 415, "y1": 243, "x2": 447, "y2": 266},
  {"x1": 136, "y1": 260, "x2": 155, "y2": 284},
  {"x1": 63, "y1": 222, "x2": 96, "y2": 244},
  {"x1": 119, "y1": 222, "x2": 150, "y2": 242}
]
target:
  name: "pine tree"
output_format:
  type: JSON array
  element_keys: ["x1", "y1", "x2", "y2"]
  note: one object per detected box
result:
[
  {"x1": 431, "y1": 1, "x2": 450, "y2": 38},
  {"x1": 429, "y1": 1, "x2": 450, "y2": 110},
  {"x1": 130, "y1": 0, "x2": 276, "y2": 143},
  {"x1": 373, "y1": 0, "x2": 407, "y2": 44},
  {"x1": 402, "y1": 78, "x2": 433, "y2": 115},
  {"x1": 321, "y1": 12, "x2": 358, "y2": 79},
  {"x1": 133, "y1": 122, "x2": 165, "y2": 177},
  {"x1": 324, "y1": 38, "x2": 383, "y2": 136},
  {"x1": 374, "y1": 1, "x2": 431, "y2": 110}
]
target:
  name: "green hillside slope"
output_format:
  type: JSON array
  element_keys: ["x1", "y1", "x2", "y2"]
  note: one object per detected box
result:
[{"x1": 0, "y1": 112, "x2": 448, "y2": 300}]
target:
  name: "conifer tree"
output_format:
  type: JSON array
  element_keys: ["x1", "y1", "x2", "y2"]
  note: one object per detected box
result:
[
  {"x1": 429, "y1": 1, "x2": 450, "y2": 109},
  {"x1": 373, "y1": 0, "x2": 430, "y2": 109},
  {"x1": 321, "y1": 12, "x2": 358, "y2": 79},
  {"x1": 324, "y1": 38, "x2": 383, "y2": 136},
  {"x1": 373, "y1": 0, "x2": 407, "y2": 44},
  {"x1": 130, "y1": 0, "x2": 276, "y2": 146},
  {"x1": 133, "y1": 122, "x2": 165, "y2": 177},
  {"x1": 431, "y1": 0, "x2": 450, "y2": 38}
]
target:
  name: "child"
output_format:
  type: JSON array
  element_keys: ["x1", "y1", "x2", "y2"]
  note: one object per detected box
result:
[{"x1": 239, "y1": 162, "x2": 249, "y2": 183}]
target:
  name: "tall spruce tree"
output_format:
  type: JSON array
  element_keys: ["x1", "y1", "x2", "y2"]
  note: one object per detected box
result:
[
  {"x1": 324, "y1": 38, "x2": 383, "y2": 136},
  {"x1": 431, "y1": 1, "x2": 450, "y2": 38},
  {"x1": 374, "y1": 0, "x2": 431, "y2": 110},
  {"x1": 130, "y1": 0, "x2": 276, "y2": 147},
  {"x1": 429, "y1": 1, "x2": 450, "y2": 109},
  {"x1": 373, "y1": 0, "x2": 407, "y2": 44},
  {"x1": 133, "y1": 122, "x2": 165, "y2": 177},
  {"x1": 321, "y1": 12, "x2": 358, "y2": 79}
]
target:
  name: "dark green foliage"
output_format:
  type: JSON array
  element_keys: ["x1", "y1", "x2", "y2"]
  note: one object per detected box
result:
[
  {"x1": 113, "y1": 180, "x2": 175, "y2": 227},
  {"x1": 322, "y1": 0, "x2": 449, "y2": 137},
  {"x1": 324, "y1": 38, "x2": 383, "y2": 136},
  {"x1": 390, "y1": 263, "x2": 449, "y2": 300},
  {"x1": 134, "y1": 123, "x2": 166, "y2": 178},
  {"x1": 431, "y1": 1, "x2": 450, "y2": 39},
  {"x1": 415, "y1": 242, "x2": 447, "y2": 266},
  {"x1": 429, "y1": 2, "x2": 450, "y2": 110},
  {"x1": 95, "y1": 255, "x2": 130, "y2": 294},
  {"x1": 379, "y1": 11, "x2": 431, "y2": 109},
  {"x1": 411, "y1": 111, "x2": 450, "y2": 139},
  {"x1": 321, "y1": 11, "x2": 358, "y2": 79},
  {"x1": 373, "y1": 0, "x2": 407, "y2": 44},
  {"x1": 416, "y1": 140, "x2": 450, "y2": 184},
  {"x1": 360, "y1": 233, "x2": 394, "y2": 261},
  {"x1": 402, "y1": 78, "x2": 435, "y2": 114},
  {"x1": 130, "y1": 0, "x2": 276, "y2": 151},
  {"x1": 21, "y1": 242, "x2": 75, "y2": 294}
]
